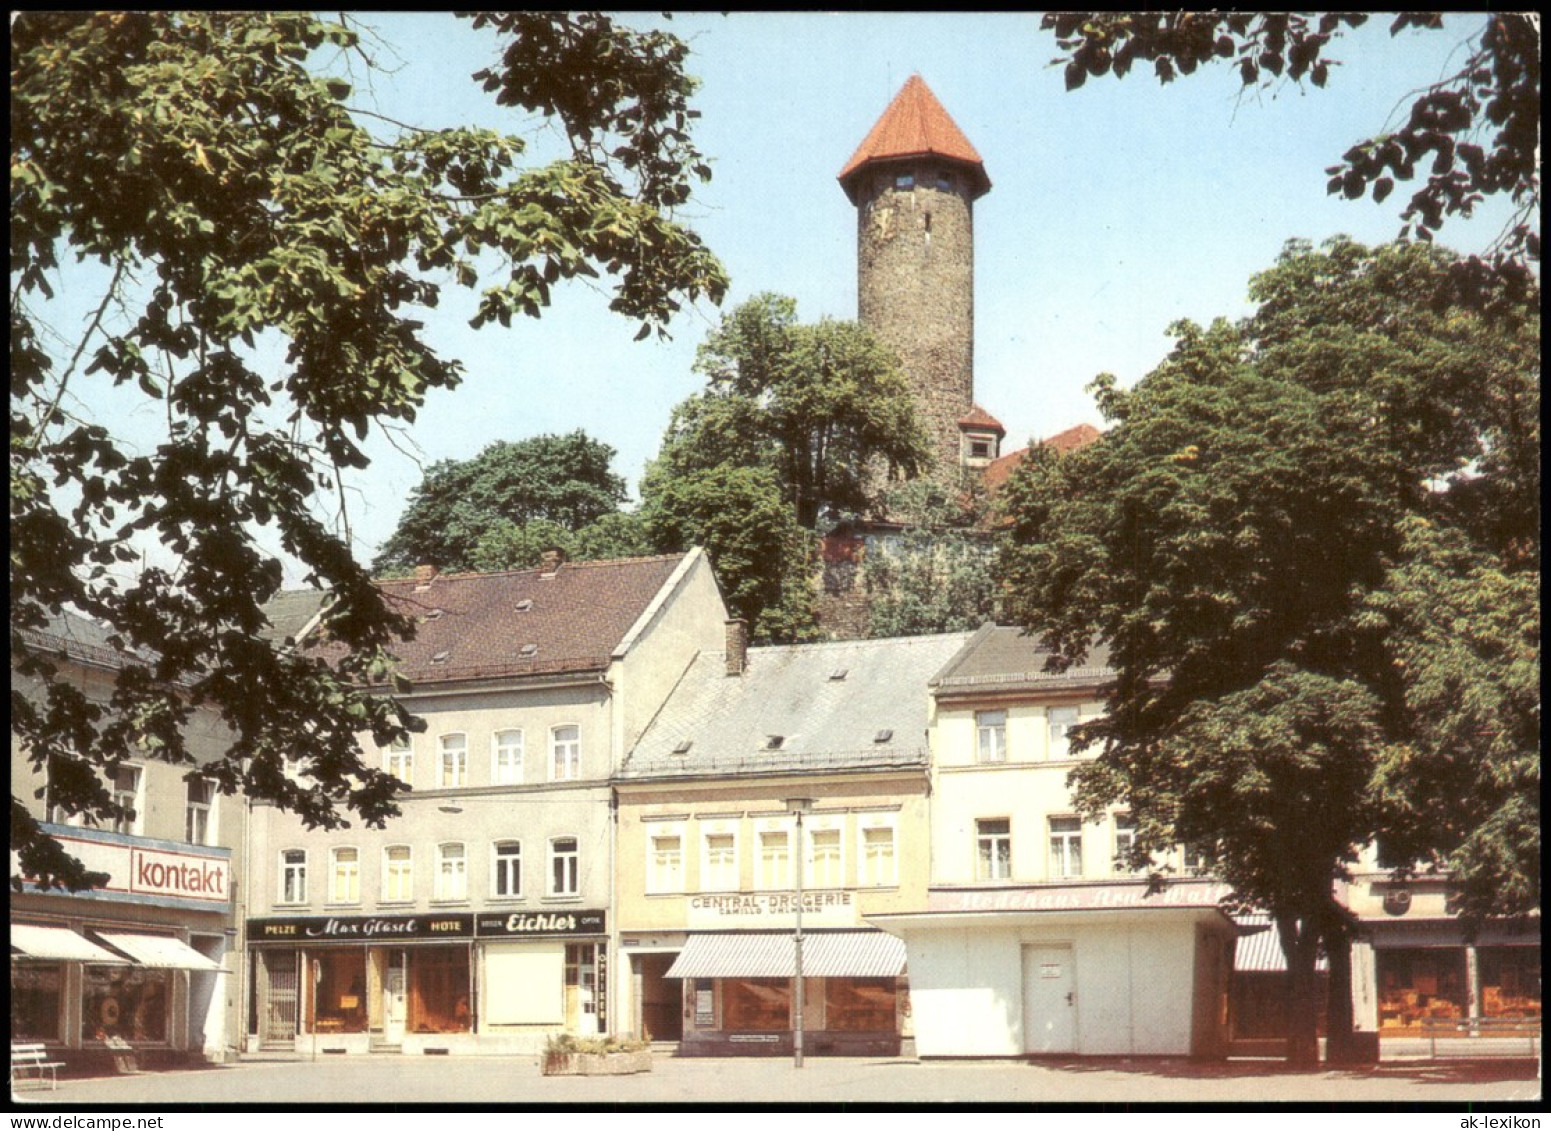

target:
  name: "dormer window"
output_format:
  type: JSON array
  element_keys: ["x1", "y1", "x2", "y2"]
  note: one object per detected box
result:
[
  {"x1": 765, "y1": 735, "x2": 785, "y2": 751},
  {"x1": 515, "y1": 599, "x2": 534, "y2": 613},
  {"x1": 519, "y1": 643, "x2": 539, "y2": 658},
  {"x1": 829, "y1": 668, "x2": 848, "y2": 681}
]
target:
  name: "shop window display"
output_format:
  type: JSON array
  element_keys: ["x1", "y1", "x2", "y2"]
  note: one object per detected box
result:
[
  {"x1": 408, "y1": 948, "x2": 471, "y2": 1034},
  {"x1": 722, "y1": 977, "x2": 791, "y2": 1031},
  {"x1": 1376, "y1": 949, "x2": 1467, "y2": 1031},
  {"x1": 83, "y1": 965, "x2": 170, "y2": 1043},
  {"x1": 1480, "y1": 947, "x2": 1542, "y2": 1022},
  {"x1": 11, "y1": 964, "x2": 63, "y2": 1041},
  {"x1": 312, "y1": 949, "x2": 368, "y2": 1034},
  {"x1": 824, "y1": 977, "x2": 897, "y2": 1031}
]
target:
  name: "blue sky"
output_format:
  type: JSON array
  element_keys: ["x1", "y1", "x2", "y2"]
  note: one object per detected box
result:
[{"x1": 35, "y1": 13, "x2": 1519, "y2": 579}]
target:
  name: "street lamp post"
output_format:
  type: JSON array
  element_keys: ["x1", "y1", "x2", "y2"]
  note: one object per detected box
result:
[{"x1": 785, "y1": 797, "x2": 814, "y2": 1068}]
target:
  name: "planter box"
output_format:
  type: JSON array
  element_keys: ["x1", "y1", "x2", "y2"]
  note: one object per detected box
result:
[{"x1": 542, "y1": 1050, "x2": 652, "y2": 1076}]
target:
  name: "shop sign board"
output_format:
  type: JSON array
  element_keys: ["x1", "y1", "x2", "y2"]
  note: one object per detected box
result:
[
  {"x1": 927, "y1": 881, "x2": 1232, "y2": 914},
  {"x1": 688, "y1": 891, "x2": 857, "y2": 927},
  {"x1": 474, "y1": 909, "x2": 606, "y2": 937},
  {"x1": 21, "y1": 826, "x2": 230, "y2": 909},
  {"x1": 247, "y1": 914, "x2": 473, "y2": 941}
]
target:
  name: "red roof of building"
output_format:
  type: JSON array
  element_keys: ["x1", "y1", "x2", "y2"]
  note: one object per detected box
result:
[
  {"x1": 838, "y1": 74, "x2": 990, "y2": 203},
  {"x1": 957, "y1": 404, "x2": 1006, "y2": 436},
  {"x1": 982, "y1": 424, "x2": 1103, "y2": 493}
]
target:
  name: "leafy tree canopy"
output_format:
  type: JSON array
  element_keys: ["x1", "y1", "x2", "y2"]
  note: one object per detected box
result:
[
  {"x1": 997, "y1": 237, "x2": 1538, "y2": 1064},
  {"x1": 469, "y1": 511, "x2": 655, "y2": 573},
  {"x1": 1042, "y1": 13, "x2": 1540, "y2": 307},
  {"x1": 863, "y1": 477, "x2": 1000, "y2": 638},
  {"x1": 11, "y1": 11, "x2": 726, "y2": 889},
  {"x1": 374, "y1": 431, "x2": 630, "y2": 575}
]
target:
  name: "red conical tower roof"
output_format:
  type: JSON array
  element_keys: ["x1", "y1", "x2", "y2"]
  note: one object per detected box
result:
[{"x1": 838, "y1": 74, "x2": 991, "y2": 204}]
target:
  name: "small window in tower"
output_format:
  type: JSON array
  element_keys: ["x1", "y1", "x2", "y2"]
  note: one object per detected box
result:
[
  {"x1": 970, "y1": 439, "x2": 992, "y2": 460},
  {"x1": 924, "y1": 212, "x2": 932, "y2": 234},
  {"x1": 895, "y1": 172, "x2": 914, "y2": 191},
  {"x1": 937, "y1": 172, "x2": 954, "y2": 191}
]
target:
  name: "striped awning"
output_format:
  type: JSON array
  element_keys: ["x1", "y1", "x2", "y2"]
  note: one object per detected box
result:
[
  {"x1": 95, "y1": 932, "x2": 225, "y2": 972},
  {"x1": 666, "y1": 931, "x2": 906, "y2": 979},
  {"x1": 12, "y1": 923, "x2": 129, "y2": 964},
  {"x1": 1234, "y1": 915, "x2": 1329, "y2": 973}
]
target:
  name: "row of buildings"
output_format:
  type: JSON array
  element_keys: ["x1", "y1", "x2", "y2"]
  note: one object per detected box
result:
[{"x1": 12, "y1": 548, "x2": 1539, "y2": 1065}]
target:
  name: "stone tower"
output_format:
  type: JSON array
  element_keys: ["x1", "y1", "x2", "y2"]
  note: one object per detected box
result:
[{"x1": 838, "y1": 75, "x2": 992, "y2": 478}]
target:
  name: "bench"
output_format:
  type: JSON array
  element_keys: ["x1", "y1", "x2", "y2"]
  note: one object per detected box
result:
[
  {"x1": 1418, "y1": 1017, "x2": 1542, "y2": 1058},
  {"x1": 10, "y1": 1042, "x2": 65, "y2": 1092}
]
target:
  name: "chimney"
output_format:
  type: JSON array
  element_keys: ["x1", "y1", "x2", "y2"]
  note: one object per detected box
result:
[
  {"x1": 539, "y1": 547, "x2": 566, "y2": 577},
  {"x1": 724, "y1": 618, "x2": 748, "y2": 677},
  {"x1": 413, "y1": 564, "x2": 437, "y2": 587}
]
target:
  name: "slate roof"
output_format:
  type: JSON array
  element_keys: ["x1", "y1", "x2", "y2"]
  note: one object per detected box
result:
[
  {"x1": 621, "y1": 631, "x2": 975, "y2": 781},
  {"x1": 286, "y1": 553, "x2": 691, "y2": 686},
  {"x1": 260, "y1": 589, "x2": 328, "y2": 645},
  {"x1": 14, "y1": 610, "x2": 149, "y2": 673},
  {"x1": 838, "y1": 74, "x2": 990, "y2": 202},
  {"x1": 931, "y1": 624, "x2": 1113, "y2": 699}
]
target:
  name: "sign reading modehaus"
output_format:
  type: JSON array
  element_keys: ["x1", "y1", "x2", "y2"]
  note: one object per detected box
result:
[
  {"x1": 24, "y1": 825, "x2": 231, "y2": 909},
  {"x1": 926, "y1": 881, "x2": 1232, "y2": 914}
]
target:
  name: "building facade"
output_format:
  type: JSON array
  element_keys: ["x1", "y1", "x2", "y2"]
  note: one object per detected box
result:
[
  {"x1": 614, "y1": 629, "x2": 973, "y2": 1055},
  {"x1": 870, "y1": 625, "x2": 1236, "y2": 1058},
  {"x1": 244, "y1": 550, "x2": 726, "y2": 1054},
  {"x1": 11, "y1": 614, "x2": 243, "y2": 1068}
]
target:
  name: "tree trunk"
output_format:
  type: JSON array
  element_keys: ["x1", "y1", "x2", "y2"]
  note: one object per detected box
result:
[
  {"x1": 1276, "y1": 911, "x2": 1321, "y2": 1068},
  {"x1": 1321, "y1": 903, "x2": 1360, "y2": 1065}
]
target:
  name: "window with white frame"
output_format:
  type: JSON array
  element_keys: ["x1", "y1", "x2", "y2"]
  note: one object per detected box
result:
[
  {"x1": 758, "y1": 829, "x2": 791, "y2": 890},
  {"x1": 280, "y1": 849, "x2": 308, "y2": 904},
  {"x1": 808, "y1": 826, "x2": 843, "y2": 888},
  {"x1": 111, "y1": 764, "x2": 142, "y2": 835},
  {"x1": 1182, "y1": 843, "x2": 1210, "y2": 875},
  {"x1": 492, "y1": 730, "x2": 524, "y2": 784},
  {"x1": 435, "y1": 842, "x2": 467, "y2": 901},
  {"x1": 549, "y1": 837, "x2": 579, "y2": 896},
  {"x1": 492, "y1": 841, "x2": 522, "y2": 898},
  {"x1": 330, "y1": 846, "x2": 360, "y2": 904},
  {"x1": 1049, "y1": 816, "x2": 1083, "y2": 878},
  {"x1": 860, "y1": 825, "x2": 897, "y2": 887},
  {"x1": 185, "y1": 778, "x2": 215, "y2": 845},
  {"x1": 438, "y1": 733, "x2": 467, "y2": 788},
  {"x1": 384, "y1": 736, "x2": 413, "y2": 783},
  {"x1": 976, "y1": 710, "x2": 1007, "y2": 763},
  {"x1": 550, "y1": 725, "x2": 580, "y2": 781},
  {"x1": 648, "y1": 833, "x2": 683, "y2": 894},
  {"x1": 703, "y1": 832, "x2": 738, "y2": 892},
  {"x1": 45, "y1": 754, "x2": 87, "y2": 826},
  {"x1": 976, "y1": 818, "x2": 1011, "y2": 881},
  {"x1": 1047, "y1": 707, "x2": 1080, "y2": 760},
  {"x1": 1114, "y1": 814, "x2": 1142, "y2": 874},
  {"x1": 382, "y1": 845, "x2": 413, "y2": 902}
]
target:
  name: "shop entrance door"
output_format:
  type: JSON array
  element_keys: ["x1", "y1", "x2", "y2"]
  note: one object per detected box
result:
[
  {"x1": 635, "y1": 953, "x2": 683, "y2": 1040},
  {"x1": 565, "y1": 944, "x2": 599, "y2": 1037},
  {"x1": 383, "y1": 954, "x2": 407, "y2": 1045},
  {"x1": 1023, "y1": 944, "x2": 1076, "y2": 1054},
  {"x1": 261, "y1": 951, "x2": 299, "y2": 1046}
]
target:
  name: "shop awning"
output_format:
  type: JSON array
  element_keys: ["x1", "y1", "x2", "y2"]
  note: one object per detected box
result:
[
  {"x1": 666, "y1": 931, "x2": 906, "y2": 979},
  {"x1": 95, "y1": 932, "x2": 226, "y2": 972},
  {"x1": 11, "y1": 923, "x2": 129, "y2": 963},
  {"x1": 1234, "y1": 915, "x2": 1328, "y2": 973}
]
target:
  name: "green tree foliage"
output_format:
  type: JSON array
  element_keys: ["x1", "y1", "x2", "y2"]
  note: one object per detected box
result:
[
  {"x1": 468, "y1": 511, "x2": 655, "y2": 573},
  {"x1": 11, "y1": 12, "x2": 726, "y2": 889},
  {"x1": 863, "y1": 477, "x2": 999, "y2": 638},
  {"x1": 374, "y1": 431, "x2": 630, "y2": 575},
  {"x1": 998, "y1": 237, "x2": 1538, "y2": 1065},
  {"x1": 1042, "y1": 13, "x2": 1540, "y2": 307},
  {"x1": 642, "y1": 464, "x2": 817, "y2": 643}
]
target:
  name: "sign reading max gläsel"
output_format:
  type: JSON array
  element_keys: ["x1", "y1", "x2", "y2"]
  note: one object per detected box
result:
[
  {"x1": 475, "y1": 909, "x2": 605, "y2": 937},
  {"x1": 248, "y1": 914, "x2": 473, "y2": 941}
]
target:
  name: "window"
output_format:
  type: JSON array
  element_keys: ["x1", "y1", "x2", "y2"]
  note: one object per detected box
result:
[
  {"x1": 382, "y1": 845, "x2": 413, "y2": 902},
  {"x1": 825, "y1": 977, "x2": 897, "y2": 1031},
  {"x1": 329, "y1": 846, "x2": 360, "y2": 904},
  {"x1": 1114, "y1": 815, "x2": 1141, "y2": 874},
  {"x1": 312, "y1": 948, "x2": 367, "y2": 1034},
  {"x1": 1049, "y1": 816, "x2": 1083, "y2": 878},
  {"x1": 649, "y1": 834, "x2": 683, "y2": 894},
  {"x1": 438, "y1": 734, "x2": 467, "y2": 788},
  {"x1": 384, "y1": 737, "x2": 412, "y2": 783},
  {"x1": 185, "y1": 778, "x2": 215, "y2": 845},
  {"x1": 1047, "y1": 707, "x2": 1080, "y2": 759},
  {"x1": 407, "y1": 947, "x2": 471, "y2": 1035},
  {"x1": 968, "y1": 438, "x2": 992, "y2": 460},
  {"x1": 492, "y1": 730, "x2": 524, "y2": 784},
  {"x1": 550, "y1": 725, "x2": 580, "y2": 781},
  {"x1": 111, "y1": 765, "x2": 142, "y2": 835},
  {"x1": 703, "y1": 832, "x2": 738, "y2": 892},
  {"x1": 936, "y1": 171, "x2": 955, "y2": 191},
  {"x1": 493, "y1": 841, "x2": 522, "y2": 899},
  {"x1": 280, "y1": 849, "x2": 308, "y2": 904},
  {"x1": 976, "y1": 818, "x2": 1011, "y2": 881},
  {"x1": 435, "y1": 842, "x2": 467, "y2": 901},
  {"x1": 82, "y1": 965, "x2": 169, "y2": 1044},
  {"x1": 11, "y1": 962, "x2": 62, "y2": 1040},
  {"x1": 758, "y1": 830, "x2": 791, "y2": 890},
  {"x1": 894, "y1": 172, "x2": 914, "y2": 190},
  {"x1": 861, "y1": 826, "x2": 896, "y2": 887},
  {"x1": 808, "y1": 827, "x2": 843, "y2": 888},
  {"x1": 722, "y1": 978, "x2": 790, "y2": 1031},
  {"x1": 1182, "y1": 843, "x2": 1210, "y2": 875},
  {"x1": 976, "y1": 710, "x2": 1007, "y2": 763},
  {"x1": 549, "y1": 836, "x2": 579, "y2": 896},
  {"x1": 44, "y1": 755, "x2": 86, "y2": 827}
]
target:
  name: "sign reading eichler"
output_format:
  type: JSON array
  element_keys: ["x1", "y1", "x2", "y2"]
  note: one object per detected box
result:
[
  {"x1": 22, "y1": 824, "x2": 231, "y2": 909},
  {"x1": 248, "y1": 914, "x2": 474, "y2": 941},
  {"x1": 475, "y1": 910, "x2": 606, "y2": 937}
]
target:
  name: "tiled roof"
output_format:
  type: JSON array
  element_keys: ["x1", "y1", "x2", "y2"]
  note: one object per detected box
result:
[
  {"x1": 931, "y1": 624, "x2": 1112, "y2": 697},
  {"x1": 982, "y1": 423, "x2": 1103, "y2": 493},
  {"x1": 292, "y1": 553, "x2": 690, "y2": 686},
  {"x1": 621, "y1": 631, "x2": 975, "y2": 780},
  {"x1": 839, "y1": 74, "x2": 990, "y2": 202},
  {"x1": 957, "y1": 403, "x2": 1006, "y2": 435}
]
